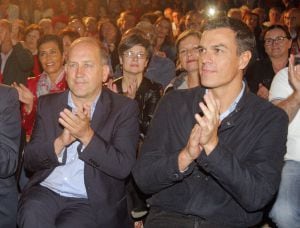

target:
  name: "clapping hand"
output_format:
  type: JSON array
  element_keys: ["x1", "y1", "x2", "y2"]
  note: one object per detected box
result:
[{"x1": 11, "y1": 82, "x2": 34, "y2": 113}]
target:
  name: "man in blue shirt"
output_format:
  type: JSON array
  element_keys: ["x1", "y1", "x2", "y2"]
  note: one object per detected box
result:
[{"x1": 17, "y1": 37, "x2": 139, "y2": 228}]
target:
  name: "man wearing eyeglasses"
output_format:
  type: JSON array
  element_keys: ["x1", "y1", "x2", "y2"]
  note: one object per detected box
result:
[
  {"x1": 17, "y1": 37, "x2": 139, "y2": 228},
  {"x1": 245, "y1": 24, "x2": 292, "y2": 99},
  {"x1": 133, "y1": 17, "x2": 288, "y2": 228}
]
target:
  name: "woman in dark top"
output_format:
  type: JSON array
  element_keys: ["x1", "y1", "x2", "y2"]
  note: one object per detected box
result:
[
  {"x1": 107, "y1": 32, "x2": 162, "y2": 223},
  {"x1": 245, "y1": 24, "x2": 292, "y2": 99},
  {"x1": 108, "y1": 32, "x2": 162, "y2": 140}
]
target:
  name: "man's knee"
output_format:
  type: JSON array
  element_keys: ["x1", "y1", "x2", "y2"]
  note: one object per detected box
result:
[{"x1": 270, "y1": 199, "x2": 299, "y2": 227}]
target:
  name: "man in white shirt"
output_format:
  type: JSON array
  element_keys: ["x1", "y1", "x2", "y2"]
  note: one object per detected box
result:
[{"x1": 269, "y1": 56, "x2": 300, "y2": 227}]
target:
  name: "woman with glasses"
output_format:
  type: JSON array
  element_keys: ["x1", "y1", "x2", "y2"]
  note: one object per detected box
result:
[
  {"x1": 245, "y1": 24, "x2": 292, "y2": 99},
  {"x1": 109, "y1": 32, "x2": 162, "y2": 139},
  {"x1": 165, "y1": 30, "x2": 201, "y2": 93},
  {"x1": 107, "y1": 32, "x2": 162, "y2": 225}
]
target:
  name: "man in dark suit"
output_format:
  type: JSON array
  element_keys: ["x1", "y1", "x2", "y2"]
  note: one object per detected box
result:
[
  {"x1": 0, "y1": 84, "x2": 21, "y2": 228},
  {"x1": 0, "y1": 19, "x2": 33, "y2": 85},
  {"x1": 17, "y1": 37, "x2": 140, "y2": 228}
]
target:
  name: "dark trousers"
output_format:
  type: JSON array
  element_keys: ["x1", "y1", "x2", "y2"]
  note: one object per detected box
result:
[
  {"x1": 17, "y1": 185, "x2": 97, "y2": 228},
  {"x1": 145, "y1": 207, "x2": 237, "y2": 228},
  {"x1": 0, "y1": 189, "x2": 18, "y2": 228}
]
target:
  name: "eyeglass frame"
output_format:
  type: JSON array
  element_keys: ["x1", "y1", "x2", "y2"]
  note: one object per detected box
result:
[
  {"x1": 264, "y1": 36, "x2": 289, "y2": 46},
  {"x1": 123, "y1": 51, "x2": 147, "y2": 60}
]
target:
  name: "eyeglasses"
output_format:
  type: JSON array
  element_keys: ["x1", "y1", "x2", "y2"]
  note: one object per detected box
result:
[
  {"x1": 264, "y1": 36, "x2": 288, "y2": 46},
  {"x1": 123, "y1": 51, "x2": 146, "y2": 59},
  {"x1": 179, "y1": 46, "x2": 201, "y2": 56}
]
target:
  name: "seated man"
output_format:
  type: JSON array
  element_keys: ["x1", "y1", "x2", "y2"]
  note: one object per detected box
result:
[
  {"x1": 0, "y1": 85, "x2": 21, "y2": 228},
  {"x1": 133, "y1": 17, "x2": 289, "y2": 227},
  {"x1": 269, "y1": 57, "x2": 300, "y2": 227},
  {"x1": 17, "y1": 37, "x2": 139, "y2": 228}
]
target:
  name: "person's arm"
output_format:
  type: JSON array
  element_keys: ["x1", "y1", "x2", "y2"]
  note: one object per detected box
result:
[
  {"x1": 24, "y1": 96, "x2": 63, "y2": 172},
  {"x1": 194, "y1": 105, "x2": 288, "y2": 211},
  {"x1": 79, "y1": 99, "x2": 140, "y2": 180},
  {"x1": 0, "y1": 87, "x2": 21, "y2": 178},
  {"x1": 272, "y1": 57, "x2": 300, "y2": 122},
  {"x1": 133, "y1": 91, "x2": 198, "y2": 194}
]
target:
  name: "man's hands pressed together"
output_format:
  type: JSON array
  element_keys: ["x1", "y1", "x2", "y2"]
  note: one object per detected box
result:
[{"x1": 178, "y1": 91, "x2": 221, "y2": 172}]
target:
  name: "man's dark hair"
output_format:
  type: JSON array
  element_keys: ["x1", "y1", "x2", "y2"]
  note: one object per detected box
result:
[
  {"x1": 202, "y1": 17, "x2": 256, "y2": 55},
  {"x1": 118, "y1": 32, "x2": 153, "y2": 59},
  {"x1": 37, "y1": 34, "x2": 64, "y2": 55}
]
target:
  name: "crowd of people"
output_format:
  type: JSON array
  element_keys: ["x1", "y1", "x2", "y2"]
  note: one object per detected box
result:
[{"x1": 0, "y1": 0, "x2": 300, "y2": 227}]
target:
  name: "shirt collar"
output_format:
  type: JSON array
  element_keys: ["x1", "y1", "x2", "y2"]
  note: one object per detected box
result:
[
  {"x1": 219, "y1": 81, "x2": 245, "y2": 121},
  {"x1": 67, "y1": 91, "x2": 100, "y2": 118}
]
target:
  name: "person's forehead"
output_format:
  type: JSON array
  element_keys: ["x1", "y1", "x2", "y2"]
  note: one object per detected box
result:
[
  {"x1": 265, "y1": 28, "x2": 286, "y2": 37},
  {"x1": 69, "y1": 42, "x2": 100, "y2": 59},
  {"x1": 179, "y1": 35, "x2": 200, "y2": 47},
  {"x1": 39, "y1": 41, "x2": 59, "y2": 50},
  {"x1": 202, "y1": 28, "x2": 235, "y2": 41}
]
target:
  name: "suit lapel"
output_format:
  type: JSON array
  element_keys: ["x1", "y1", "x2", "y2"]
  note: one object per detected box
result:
[
  {"x1": 54, "y1": 91, "x2": 69, "y2": 137},
  {"x1": 90, "y1": 88, "x2": 112, "y2": 131}
]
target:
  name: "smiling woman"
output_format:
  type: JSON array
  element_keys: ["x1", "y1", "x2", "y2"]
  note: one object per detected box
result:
[
  {"x1": 12, "y1": 34, "x2": 67, "y2": 140},
  {"x1": 245, "y1": 24, "x2": 292, "y2": 99},
  {"x1": 165, "y1": 29, "x2": 201, "y2": 93}
]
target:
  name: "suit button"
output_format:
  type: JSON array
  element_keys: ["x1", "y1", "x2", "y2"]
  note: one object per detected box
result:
[{"x1": 173, "y1": 173, "x2": 179, "y2": 179}]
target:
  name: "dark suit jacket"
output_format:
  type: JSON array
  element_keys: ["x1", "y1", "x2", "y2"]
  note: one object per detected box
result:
[
  {"x1": 23, "y1": 88, "x2": 139, "y2": 227},
  {"x1": 0, "y1": 85, "x2": 21, "y2": 228},
  {"x1": 2, "y1": 42, "x2": 34, "y2": 85}
]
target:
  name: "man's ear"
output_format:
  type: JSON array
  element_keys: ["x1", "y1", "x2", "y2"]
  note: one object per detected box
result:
[
  {"x1": 102, "y1": 65, "x2": 110, "y2": 82},
  {"x1": 239, "y1": 50, "x2": 252, "y2": 70}
]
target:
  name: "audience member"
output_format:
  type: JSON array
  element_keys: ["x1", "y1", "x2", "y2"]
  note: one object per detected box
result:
[
  {"x1": 13, "y1": 34, "x2": 67, "y2": 139},
  {"x1": 33, "y1": 0, "x2": 54, "y2": 24},
  {"x1": 245, "y1": 24, "x2": 292, "y2": 99},
  {"x1": 0, "y1": 84, "x2": 21, "y2": 228},
  {"x1": 82, "y1": 16, "x2": 98, "y2": 38},
  {"x1": 21, "y1": 24, "x2": 43, "y2": 77},
  {"x1": 269, "y1": 55, "x2": 300, "y2": 228},
  {"x1": 291, "y1": 25, "x2": 300, "y2": 55},
  {"x1": 227, "y1": 8, "x2": 242, "y2": 21},
  {"x1": 68, "y1": 18, "x2": 86, "y2": 37},
  {"x1": 0, "y1": 0, "x2": 19, "y2": 21},
  {"x1": 38, "y1": 18, "x2": 54, "y2": 35},
  {"x1": 117, "y1": 11, "x2": 137, "y2": 35},
  {"x1": 17, "y1": 37, "x2": 139, "y2": 228},
  {"x1": 133, "y1": 17, "x2": 288, "y2": 228},
  {"x1": 263, "y1": 7, "x2": 282, "y2": 27},
  {"x1": 98, "y1": 19, "x2": 121, "y2": 74},
  {"x1": 154, "y1": 16, "x2": 176, "y2": 61},
  {"x1": 283, "y1": 8, "x2": 300, "y2": 39},
  {"x1": 111, "y1": 31, "x2": 162, "y2": 139},
  {"x1": 185, "y1": 10, "x2": 203, "y2": 31},
  {"x1": 135, "y1": 21, "x2": 176, "y2": 88},
  {"x1": 58, "y1": 29, "x2": 80, "y2": 60},
  {"x1": 0, "y1": 19, "x2": 33, "y2": 85},
  {"x1": 165, "y1": 29, "x2": 201, "y2": 93}
]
